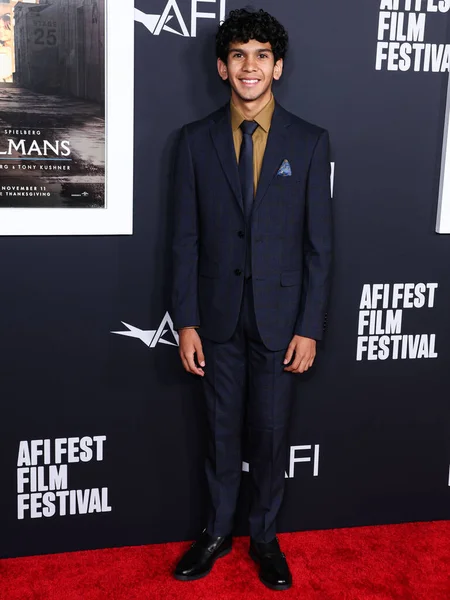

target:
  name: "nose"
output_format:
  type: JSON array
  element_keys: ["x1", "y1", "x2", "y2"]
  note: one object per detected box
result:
[{"x1": 242, "y1": 56, "x2": 258, "y2": 72}]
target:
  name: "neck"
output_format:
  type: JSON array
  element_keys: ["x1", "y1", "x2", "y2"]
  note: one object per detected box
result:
[{"x1": 230, "y1": 88, "x2": 273, "y2": 120}]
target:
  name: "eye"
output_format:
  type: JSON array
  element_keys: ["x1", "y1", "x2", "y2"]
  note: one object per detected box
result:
[
  {"x1": 259, "y1": 54, "x2": 269, "y2": 59},
  {"x1": 232, "y1": 53, "x2": 243, "y2": 59}
]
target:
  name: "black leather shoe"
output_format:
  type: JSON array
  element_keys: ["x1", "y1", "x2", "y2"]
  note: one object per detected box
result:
[
  {"x1": 174, "y1": 529, "x2": 232, "y2": 581},
  {"x1": 249, "y1": 537, "x2": 292, "y2": 591}
]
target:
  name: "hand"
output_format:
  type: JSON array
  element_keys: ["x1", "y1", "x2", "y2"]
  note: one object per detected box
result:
[
  {"x1": 283, "y1": 335, "x2": 316, "y2": 373},
  {"x1": 178, "y1": 328, "x2": 205, "y2": 377}
]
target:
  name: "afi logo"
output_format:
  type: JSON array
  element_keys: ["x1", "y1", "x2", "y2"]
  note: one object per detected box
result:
[
  {"x1": 111, "y1": 312, "x2": 179, "y2": 348},
  {"x1": 242, "y1": 444, "x2": 320, "y2": 479},
  {"x1": 135, "y1": 0, "x2": 226, "y2": 37}
]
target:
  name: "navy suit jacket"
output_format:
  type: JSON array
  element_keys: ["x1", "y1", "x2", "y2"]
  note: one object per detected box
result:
[{"x1": 171, "y1": 100, "x2": 333, "y2": 351}]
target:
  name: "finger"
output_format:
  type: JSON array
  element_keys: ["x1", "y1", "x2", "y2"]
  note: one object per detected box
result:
[
  {"x1": 193, "y1": 358, "x2": 205, "y2": 376},
  {"x1": 195, "y1": 342, "x2": 206, "y2": 368},
  {"x1": 290, "y1": 354, "x2": 307, "y2": 373},
  {"x1": 181, "y1": 342, "x2": 204, "y2": 375},
  {"x1": 192, "y1": 346, "x2": 205, "y2": 375},
  {"x1": 292, "y1": 352, "x2": 304, "y2": 370},
  {"x1": 285, "y1": 351, "x2": 302, "y2": 372},
  {"x1": 186, "y1": 352, "x2": 204, "y2": 376},
  {"x1": 180, "y1": 355, "x2": 190, "y2": 373},
  {"x1": 283, "y1": 355, "x2": 295, "y2": 371},
  {"x1": 298, "y1": 357, "x2": 311, "y2": 373},
  {"x1": 283, "y1": 344, "x2": 295, "y2": 365}
]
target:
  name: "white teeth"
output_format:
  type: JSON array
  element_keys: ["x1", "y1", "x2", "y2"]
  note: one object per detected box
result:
[{"x1": 242, "y1": 79, "x2": 258, "y2": 83}]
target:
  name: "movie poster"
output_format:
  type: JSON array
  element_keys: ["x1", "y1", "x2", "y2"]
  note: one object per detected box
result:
[{"x1": 0, "y1": 0, "x2": 134, "y2": 235}]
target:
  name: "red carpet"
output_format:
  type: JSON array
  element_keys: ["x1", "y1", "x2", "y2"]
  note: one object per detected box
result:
[{"x1": 1, "y1": 521, "x2": 449, "y2": 600}]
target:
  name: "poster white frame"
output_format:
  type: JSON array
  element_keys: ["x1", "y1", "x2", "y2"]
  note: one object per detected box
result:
[
  {"x1": 437, "y1": 74, "x2": 450, "y2": 234},
  {"x1": 0, "y1": 0, "x2": 134, "y2": 236}
]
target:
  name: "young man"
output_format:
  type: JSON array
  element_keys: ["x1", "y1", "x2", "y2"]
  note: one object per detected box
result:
[{"x1": 171, "y1": 8, "x2": 333, "y2": 591}]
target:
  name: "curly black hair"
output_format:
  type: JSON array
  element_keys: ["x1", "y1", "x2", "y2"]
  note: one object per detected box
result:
[{"x1": 216, "y1": 8, "x2": 289, "y2": 64}]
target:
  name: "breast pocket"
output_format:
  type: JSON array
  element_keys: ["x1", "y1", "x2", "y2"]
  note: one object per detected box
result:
[
  {"x1": 271, "y1": 175, "x2": 298, "y2": 187},
  {"x1": 271, "y1": 176, "x2": 305, "y2": 216},
  {"x1": 271, "y1": 175, "x2": 304, "y2": 195}
]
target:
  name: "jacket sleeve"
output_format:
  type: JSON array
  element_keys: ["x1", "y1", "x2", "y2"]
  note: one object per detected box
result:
[
  {"x1": 171, "y1": 125, "x2": 200, "y2": 330},
  {"x1": 294, "y1": 129, "x2": 333, "y2": 341}
]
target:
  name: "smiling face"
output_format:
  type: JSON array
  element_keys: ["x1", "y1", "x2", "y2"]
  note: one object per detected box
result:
[{"x1": 217, "y1": 39, "x2": 283, "y2": 108}]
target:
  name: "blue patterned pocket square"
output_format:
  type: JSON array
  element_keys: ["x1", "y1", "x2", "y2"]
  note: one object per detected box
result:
[{"x1": 277, "y1": 159, "x2": 292, "y2": 176}]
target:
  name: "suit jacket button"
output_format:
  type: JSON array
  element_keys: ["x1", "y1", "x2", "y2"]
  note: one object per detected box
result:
[
  {"x1": 237, "y1": 230, "x2": 245, "y2": 238},
  {"x1": 234, "y1": 268, "x2": 242, "y2": 276}
]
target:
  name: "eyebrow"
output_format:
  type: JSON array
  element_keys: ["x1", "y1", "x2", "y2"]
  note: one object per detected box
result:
[{"x1": 228, "y1": 47, "x2": 273, "y2": 54}]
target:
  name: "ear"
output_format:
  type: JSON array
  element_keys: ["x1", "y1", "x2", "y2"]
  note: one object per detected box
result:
[
  {"x1": 273, "y1": 58, "x2": 283, "y2": 81},
  {"x1": 217, "y1": 57, "x2": 228, "y2": 81}
]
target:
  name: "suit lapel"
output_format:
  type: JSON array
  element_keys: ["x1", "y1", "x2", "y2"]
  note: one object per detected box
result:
[
  {"x1": 252, "y1": 102, "x2": 291, "y2": 216},
  {"x1": 209, "y1": 101, "x2": 292, "y2": 216},
  {"x1": 210, "y1": 103, "x2": 244, "y2": 214}
]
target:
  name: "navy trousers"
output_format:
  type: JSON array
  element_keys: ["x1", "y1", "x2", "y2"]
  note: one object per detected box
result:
[{"x1": 201, "y1": 277, "x2": 296, "y2": 543}]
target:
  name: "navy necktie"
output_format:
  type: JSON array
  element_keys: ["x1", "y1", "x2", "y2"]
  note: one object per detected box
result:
[{"x1": 239, "y1": 120, "x2": 258, "y2": 221}]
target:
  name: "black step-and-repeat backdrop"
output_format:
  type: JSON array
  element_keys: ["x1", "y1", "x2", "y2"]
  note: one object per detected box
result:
[{"x1": 1, "y1": 0, "x2": 450, "y2": 558}]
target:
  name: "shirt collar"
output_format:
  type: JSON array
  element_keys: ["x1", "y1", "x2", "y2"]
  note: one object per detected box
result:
[{"x1": 230, "y1": 94, "x2": 275, "y2": 133}]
